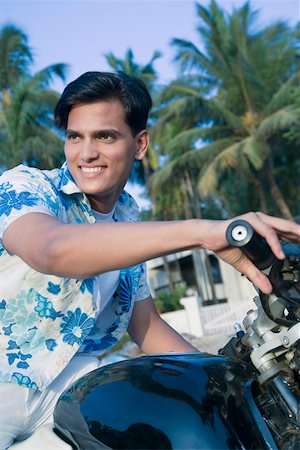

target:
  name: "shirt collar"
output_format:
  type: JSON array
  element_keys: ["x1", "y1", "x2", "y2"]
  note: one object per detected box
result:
[
  {"x1": 57, "y1": 162, "x2": 140, "y2": 221},
  {"x1": 57, "y1": 162, "x2": 82, "y2": 196}
]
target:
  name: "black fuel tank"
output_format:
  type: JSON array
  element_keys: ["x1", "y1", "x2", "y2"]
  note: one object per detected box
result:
[{"x1": 54, "y1": 353, "x2": 277, "y2": 449}]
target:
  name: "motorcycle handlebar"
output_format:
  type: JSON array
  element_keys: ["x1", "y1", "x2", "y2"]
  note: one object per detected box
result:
[{"x1": 226, "y1": 220, "x2": 276, "y2": 270}]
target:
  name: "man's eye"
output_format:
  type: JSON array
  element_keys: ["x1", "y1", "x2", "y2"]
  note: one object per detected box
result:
[
  {"x1": 67, "y1": 134, "x2": 80, "y2": 140},
  {"x1": 98, "y1": 133, "x2": 114, "y2": 142}
]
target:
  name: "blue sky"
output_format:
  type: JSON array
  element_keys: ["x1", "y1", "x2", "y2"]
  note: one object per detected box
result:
[
  {"x1": 1, "y1": 0, "x2": 299, "y2": 90},
  {"x1": 1, "y1": 0, "x2": 299, "y2": 207}
]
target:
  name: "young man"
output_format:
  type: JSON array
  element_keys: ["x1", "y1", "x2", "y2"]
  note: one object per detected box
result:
[{"x1": 0, "y1": 71, "x2": 299, "y2": 447}]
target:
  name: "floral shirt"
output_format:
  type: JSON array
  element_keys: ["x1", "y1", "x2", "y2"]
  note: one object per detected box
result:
[{"x1": 0, "y1": 163, "x2": 150, "y2": 391}]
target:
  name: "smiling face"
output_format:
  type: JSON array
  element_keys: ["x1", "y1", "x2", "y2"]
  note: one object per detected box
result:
[{"x1": 64, "y1": 100, "x2": 149, "y2": 213}]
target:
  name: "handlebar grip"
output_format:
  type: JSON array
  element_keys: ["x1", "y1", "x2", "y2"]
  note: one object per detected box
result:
[{"x1": 226, "y1": 220, "x2": 276, "y2": 270}]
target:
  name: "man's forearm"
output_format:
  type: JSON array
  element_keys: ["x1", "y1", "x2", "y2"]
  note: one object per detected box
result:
[
  {"x1": 128, "y1": 298, "x2": 199, "y2": 354},
  {"x1": 3, "y1": 213, "x2": 207, "y2": 278},
  {"x1": 46, "y1": 219, "x2": 204, "y2": 278}
]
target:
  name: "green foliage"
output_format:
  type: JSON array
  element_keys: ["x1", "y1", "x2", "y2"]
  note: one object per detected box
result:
[
  {"x1": 151, "y1": 0, "x2": 300, "y2": 220},
  {"x1": 1, "y1": 4, "x2": 299, "y2": 222},
  {"x1": 105, "y1": 48, "x2": 162, "y2": 94},
  {"x1": 0, "y1": 24, "x2": 33, "y2": 91},
  {"x1": 154, "y1": 283, "x2": 187, "y2": 313},
  {"x1": 0, "y1": 23, "x2": 68, "y2": 169}
]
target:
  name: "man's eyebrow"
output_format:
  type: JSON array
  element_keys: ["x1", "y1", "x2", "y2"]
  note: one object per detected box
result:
[
  {"x1": 65, "y1": 128, "x2": 123, "y2": 138},
  {"x1": 65, "y1": 129, "x2": 82, "y2": 136},
  {"x1": 91, "y1": 129, "x2": 123, "y2": 138}
]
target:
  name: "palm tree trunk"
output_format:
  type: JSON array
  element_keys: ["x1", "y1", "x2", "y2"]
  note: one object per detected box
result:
[
  {"x1": 190, "y1": 173, "x2": 203, "y2": 220},
  {"x1": 182, "y1": 180, "x2": 192, "y2": 219},
  {"x1": 183, "y1": 169, "x2": 202, "y2": 219},
  {"x1": 255, "y1": 179, "x2": 268, "y2": 214},
  {"x1": 249, "y1": 169, "x2": 268, "y2": 214},
  {"x1": 184, "y1": 169, "x2": 217, "y2": 302},
  {"x1": 263, "y1": 166, "x2": 293, "y2": 220}
]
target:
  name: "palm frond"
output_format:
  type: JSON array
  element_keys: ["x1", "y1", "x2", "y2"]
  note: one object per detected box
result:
[
  {"x1": 164, "y1": 126, "x2": 232, "y2": 154},
  {"x1": 264, "y1": 70, "x2": 300, "y2": 115},
  {"x1": 0, "y1": 24, "x2": 33, "y2": 90},
  {"x1": 150, "y1": 137, "x2": 237, "y2": 193},
  {"x1": 104, "y1": 48, "x2": 161, "y2": 92},
  {"x1": 198, "y1": 140, "x2": 245, "y2": 193},
  {"x1": 209, "y1": 98, "x2": 244, "y2": 130},
  {"x1": 171, "y1": 38, "x2": 208, "y2": 74},
  {"x1": 257, "y1": 106, "x2": 299, "y2": 140},
  {"x1": 240, "y1": 136, "x2": 268, "y2": 170},
  {"x1": 28, "y1": 63, "x2": 68, "y2": 90}
]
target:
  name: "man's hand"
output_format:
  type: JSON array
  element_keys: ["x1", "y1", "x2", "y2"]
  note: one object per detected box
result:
[{"x1": 200, "y1": 211, "x2": 300, "y2": 294}]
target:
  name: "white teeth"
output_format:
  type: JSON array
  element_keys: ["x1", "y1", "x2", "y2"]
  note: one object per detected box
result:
[{"x1": 81, "y1": 167, "x2": 104, "y2": 173}]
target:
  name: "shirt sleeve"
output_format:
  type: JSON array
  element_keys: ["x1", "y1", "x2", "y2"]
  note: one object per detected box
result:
[
  {"x1": 0, "y1": 165, "x2": 59, "y2": 239},
  {"x1": 133, "y1": 262, "x2": 151, "y2": 302}
]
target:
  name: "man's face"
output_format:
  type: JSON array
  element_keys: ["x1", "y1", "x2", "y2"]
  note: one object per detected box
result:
[{"x1": 64, "y1": 100, "x2": 149, "y2": 213}]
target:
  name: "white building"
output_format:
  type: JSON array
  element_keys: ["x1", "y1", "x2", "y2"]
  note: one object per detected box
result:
[
  {"x1": 147, "y1": 249, "x2": 255, "y2": 305},
  {"x1": 147, "y1": 249, "x2": 257, "y2": 337}
]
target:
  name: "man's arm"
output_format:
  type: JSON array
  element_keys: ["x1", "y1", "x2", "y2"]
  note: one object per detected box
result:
[
  {"x1": 2, "y1": 212, "x2": 202, "y2": 277},
  {"x1": 127, "y1": 297, "x2": 199, "y2": 354},
  {"x1": 3, "y1": 211, "x2": 300, "y2": 293}
]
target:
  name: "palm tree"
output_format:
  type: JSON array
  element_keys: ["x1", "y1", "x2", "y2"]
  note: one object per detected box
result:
[
  {"x1": 153, "y1": 1, "x2": 300, "y2": 219},
  {"x1": 0, "y1": 24, "x2": 33, "y2": 96},
  {"x1": 0, "y1": 64, "x2": 68, "y2": 168},
  {"x1": 105, "y1": 48, "x2": 162, "y2": 94},
  {"x1": 150, "y1": 115, "x2": 206, "y2": 220},
  {"x1": 0, "y1": 24, "x2": 68, "y2": 169}
]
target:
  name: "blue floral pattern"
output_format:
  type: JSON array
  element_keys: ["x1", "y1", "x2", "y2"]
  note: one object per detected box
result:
[
  {"x1": 47, "y1": 282, "x2": 61, "y2": 295},
  {"x1": 12, "y1": 372, "x2": 38, "y2": 390},
  {"x1": 0, "y1": 190, "x2": 39, "y2": 216},
  {"x1": 60, "y1": 308, "x2": 95, "y2": 346},
  {"x1": 0, "y1": 163, "x2": 149, "y2": 390},
  {"x1": 0, "y1": 239, "x2": 4, "y2": 256},
  {"x1": 78, "y1": 264, "x2": 143, "y2": 354},
  {"x1": 80, "y1": 278, "x2": 93, "y2": 294}
]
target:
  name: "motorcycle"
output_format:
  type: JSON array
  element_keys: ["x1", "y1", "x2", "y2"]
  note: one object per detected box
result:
[{"x1": 14, "y1": 221, "x2": 300, "y2": 449}]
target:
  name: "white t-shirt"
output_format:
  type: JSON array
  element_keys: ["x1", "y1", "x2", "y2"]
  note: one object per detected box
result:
[{"x1": 92, "y1": 208, "x2": 151, "y2": 318}]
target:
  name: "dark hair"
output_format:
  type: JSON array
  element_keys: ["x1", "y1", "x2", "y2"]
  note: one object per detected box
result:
[{"x1": 54, "y1": 71, "x2": 152, "y2": 136}]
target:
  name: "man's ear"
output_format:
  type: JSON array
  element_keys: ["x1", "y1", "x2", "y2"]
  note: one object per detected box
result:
[{"x1": 135, "y1": 130, "x2": 150, "y2": 161}]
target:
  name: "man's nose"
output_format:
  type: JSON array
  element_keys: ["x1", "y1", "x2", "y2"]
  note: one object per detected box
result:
[{"x1": 80, "y1": 140, "x2": 99, "y2": 161}]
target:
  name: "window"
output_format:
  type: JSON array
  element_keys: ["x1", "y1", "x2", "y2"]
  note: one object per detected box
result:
[{"x1": 207, "y1": 254, "x2": 223, "y2": 284}]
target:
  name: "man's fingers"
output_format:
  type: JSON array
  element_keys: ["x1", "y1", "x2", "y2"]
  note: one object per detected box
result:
[
  {"x1": 244, "y1": 264, "x2": 273, "y2": 294},
  {"x1": 262, "y1": 227, "x2": 285, "y2": 260},
  {"x1": 219, "y1": 247, "x2": 273, "y2": 294},
  {"x1": 254, "y1": 211, "x2": 300, "y2": 244},
  {"x1": 217, "y1": 211, "x2": 300, "y2": 294},
  {"x1": 239, "y1": 212, "x2": 297, "y2": 260}
]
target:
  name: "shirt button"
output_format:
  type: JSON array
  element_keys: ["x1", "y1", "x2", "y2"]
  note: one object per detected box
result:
[
  {"x1": 83, "y1": 211, "x2": 95, "y2": 223},
  {"x1": 36, "y1": 380, "x2": 43, "y2": 388},
  {"x1": 57, "y1": 357, "x2": 67, "y2": 367}
]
